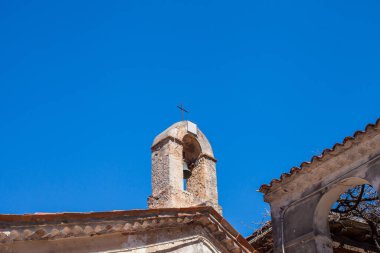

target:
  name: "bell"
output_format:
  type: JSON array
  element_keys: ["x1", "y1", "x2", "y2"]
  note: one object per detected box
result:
[{"x1": 183, "y1": 161, "x2": 192, "y2": 179}]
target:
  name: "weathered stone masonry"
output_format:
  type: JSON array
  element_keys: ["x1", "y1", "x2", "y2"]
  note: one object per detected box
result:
[{"x1": 148, "y1": 121, "x2": 222, "y2": 214}]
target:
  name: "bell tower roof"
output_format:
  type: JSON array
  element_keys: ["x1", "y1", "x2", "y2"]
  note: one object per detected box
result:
[{"x1": 151, "y1": 121, "x2": 215, "y2": 160}]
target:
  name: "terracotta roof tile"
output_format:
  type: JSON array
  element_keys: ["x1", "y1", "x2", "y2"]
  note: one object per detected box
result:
[{"x1": 259, "y1": 118, "x2": 380, "y2": 194}]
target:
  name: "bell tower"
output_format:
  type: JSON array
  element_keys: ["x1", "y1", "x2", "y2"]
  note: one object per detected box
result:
[{"x1": 148, "y1": 121, "x2": 222, "y2": 214}]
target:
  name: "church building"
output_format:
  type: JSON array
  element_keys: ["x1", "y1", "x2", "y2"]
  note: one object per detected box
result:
[
  {"x1": 1, "y1": 118, "x2": 379, "y2": 253},
  {"x1": 0, "y1": 121, "x2": 254, "y2": 253}
]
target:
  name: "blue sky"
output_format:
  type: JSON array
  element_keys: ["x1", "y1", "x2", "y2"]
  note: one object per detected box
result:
[{"x1": 0, "y1": 0, "x2": 379, "y2": 236}]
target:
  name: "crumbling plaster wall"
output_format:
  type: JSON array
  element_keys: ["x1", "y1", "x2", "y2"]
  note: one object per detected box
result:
[{"x1": 265, "y1": 132, "x2": 380, "y2": 253}]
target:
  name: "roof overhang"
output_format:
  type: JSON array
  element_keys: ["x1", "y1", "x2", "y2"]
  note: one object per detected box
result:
[{"x1": 259, "y1": 118, "x2": 380, "y2": 197}]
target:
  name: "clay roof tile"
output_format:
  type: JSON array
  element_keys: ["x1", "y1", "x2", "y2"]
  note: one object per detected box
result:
[{"x1": 259, "y1": 118, "x2": 380, "y2": 194}]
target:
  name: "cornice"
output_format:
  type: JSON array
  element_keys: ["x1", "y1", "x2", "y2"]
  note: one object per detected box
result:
[
  {"x1": 0, "y1": 207, "x2": 253, "y2": 253},
  {"x1": 259, "y1": 118, "x2": 380, "y2": 196}
]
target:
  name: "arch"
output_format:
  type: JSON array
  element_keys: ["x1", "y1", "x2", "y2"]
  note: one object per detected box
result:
[
  {"x1": 151, "y1": 121, "x2": 215, "y2": 159},
  {"x1": 182, "y1": 134, "x2": 202, "y2": 165},
  {"x1": 182, "y1": 134, "x2": 202, "y2": 188},
  {"x1": 314, "y1": 177, "x2": 370, "y2": 237}
]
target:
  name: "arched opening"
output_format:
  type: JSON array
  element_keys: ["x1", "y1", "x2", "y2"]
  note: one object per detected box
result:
[
  {"x1": 330, "y1": 183, "x2": 379, "y2": 252},
  {"x1": 182, "y1": 134, "x2": 201, "y2": 190},
  {"x1": 314, "y1": 177, "x2": 379, "y2": 252}
]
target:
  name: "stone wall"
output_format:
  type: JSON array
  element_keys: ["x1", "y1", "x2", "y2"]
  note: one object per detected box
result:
[{"x1": 148, "y1": 121, "x2": 221, "y2": 214}]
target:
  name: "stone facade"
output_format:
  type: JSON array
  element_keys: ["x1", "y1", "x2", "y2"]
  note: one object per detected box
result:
[{"x1": 148, "y1": 121, "x2": 222, "y2": 214}]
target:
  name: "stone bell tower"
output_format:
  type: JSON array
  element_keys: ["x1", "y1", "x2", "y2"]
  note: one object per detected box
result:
[{"x1": 148, "y1": 121, "x2": 222, "y2": 214}]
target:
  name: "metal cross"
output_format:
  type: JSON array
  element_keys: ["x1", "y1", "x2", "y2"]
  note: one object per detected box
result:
[{"x1": 177, "y1": 104, "x2": 188, "y2": 121}]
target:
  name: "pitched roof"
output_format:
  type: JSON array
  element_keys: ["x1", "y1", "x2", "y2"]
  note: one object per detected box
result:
[
  {"x1": 246, "y1": 221, "x2": 273, "y2": 253},
  {"x1": 259, "y1": 118, "x2": 380, "y2": 194},
  {"x1": 0, "y1": 206, "x2": 254, "y2": 253}
]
